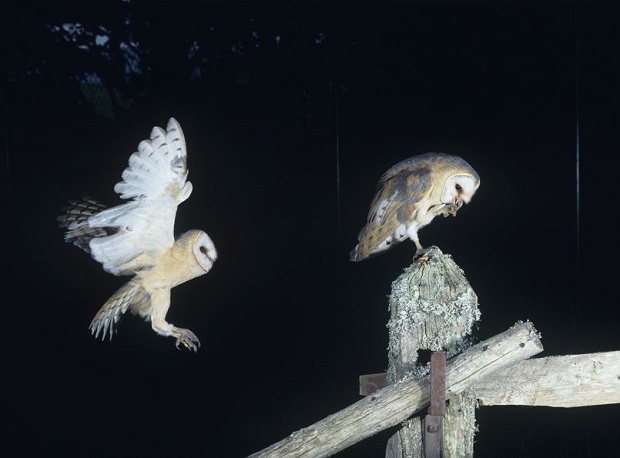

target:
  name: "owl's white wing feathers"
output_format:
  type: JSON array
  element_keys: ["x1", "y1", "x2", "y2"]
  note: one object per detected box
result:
[
  {"x1": 88, "y1": 199, "x2": 179, "y2": 275},
  {"x1": 113, "y1": 119, "x2": 190, "y2": 200},
  {"x1": 87, "y1": 118, "x2": 193, "y2": 275}
]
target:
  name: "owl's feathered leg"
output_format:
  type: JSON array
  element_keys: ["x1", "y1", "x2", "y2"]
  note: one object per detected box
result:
[
  {"x1": 148, "y1": 289, "x2": 201, "y2": 352},
  {"x1": 406, "y1": 226, "x2": 431, "y2": 263},
  {"x1": 408, "y1": 228, "x2": 442, "y2": 263}
]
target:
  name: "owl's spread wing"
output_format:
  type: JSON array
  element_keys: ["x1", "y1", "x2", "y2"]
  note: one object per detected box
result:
[
  {"x1": 113, "y1": 118, "x2": 190, "y2": 201},
  {"x1": 70, "y1": 118, "x2": 193, "y2": 275},
  {"x1": 351, "y1": 166, "x2": 432, "y2": 261}
]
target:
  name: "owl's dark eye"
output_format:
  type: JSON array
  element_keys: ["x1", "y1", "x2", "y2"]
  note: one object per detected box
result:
[
  {"x1": 455, "y1": 183, "x2": 462, "y2": 192},
  {"x1": 199, "y1": 246, "x2": 207, "y2": 254}
]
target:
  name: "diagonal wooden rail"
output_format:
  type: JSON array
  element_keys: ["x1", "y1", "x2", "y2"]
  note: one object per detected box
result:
[{"x1": 248, "y1": 321, "x2": 543, "y2": 458}]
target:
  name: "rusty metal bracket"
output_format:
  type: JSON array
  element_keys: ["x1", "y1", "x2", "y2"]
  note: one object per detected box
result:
[
  {"x1": 424, "y1": 351, "x2": 446, "y2": 458},
  {"x1": 359, "y1": 372, "x2": 388, "y2": 396}
]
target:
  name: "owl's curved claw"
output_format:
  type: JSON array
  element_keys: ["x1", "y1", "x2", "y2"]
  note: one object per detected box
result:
[
  {"x1": 174, "y1": 328, "x2": 201, "y2": 352},
  {"x1": 441, "y1": 204, "x2": 458, "y2": 218},
  {"x1": 414, "y1": 245, "x2": 442, "y2": 264}
]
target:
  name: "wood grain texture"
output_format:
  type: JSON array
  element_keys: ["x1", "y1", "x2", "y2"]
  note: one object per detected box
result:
[{"x1": 476, "y1": 350, "x2": 620, "y2": 407}]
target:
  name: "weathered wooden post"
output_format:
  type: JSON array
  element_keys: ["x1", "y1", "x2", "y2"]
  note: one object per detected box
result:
[{"x1": 385, "y1": 246, "x2": 480, "y2": 457}]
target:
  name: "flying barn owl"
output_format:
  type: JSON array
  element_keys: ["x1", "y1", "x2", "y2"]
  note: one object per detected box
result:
[
  {"x1": 58, "y1": 118, "x2": 217, "y2": 351},
  {"x1": 350, "y1": 152, "x2": 480, "y2": 262}
]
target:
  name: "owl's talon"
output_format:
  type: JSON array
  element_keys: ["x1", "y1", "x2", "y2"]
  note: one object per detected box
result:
[
  {"x1": 440, "y1": 203, "x2": 459, "y2": 218},
  {"x1": 414, "y1": 245, "x2": 441, "y2": 263},
  {"x1": 174, "y1": 328, "x2": 200, "y2": 352}
]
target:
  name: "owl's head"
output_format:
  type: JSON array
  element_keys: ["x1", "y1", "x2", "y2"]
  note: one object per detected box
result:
[
  {"x1": 194, "y1": 230, "x2": 218, "y2": 272},
  {"x1": 177, "y1": 229, "x2": 218, "y2": 274},
  {"x1": 442, "y1": 173, "x2": 480, "y2": 210}
]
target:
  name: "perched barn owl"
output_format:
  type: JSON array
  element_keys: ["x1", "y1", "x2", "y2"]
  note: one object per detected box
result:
[
  {"x1": 350, "y1": 152, "x2": 480, "y2": 262},
  {"x1": 58, "y1": 118, "x2": 217, "y2": 351}
]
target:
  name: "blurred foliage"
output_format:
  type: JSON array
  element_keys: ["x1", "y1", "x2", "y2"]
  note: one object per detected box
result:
[{"x1": 8, "y1": 0, "x2": 351, "y2": 122}]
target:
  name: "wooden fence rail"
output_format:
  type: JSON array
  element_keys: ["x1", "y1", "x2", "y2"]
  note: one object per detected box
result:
[{"x1": 248, "y1": 321, "x2": 543, "y2": 458}]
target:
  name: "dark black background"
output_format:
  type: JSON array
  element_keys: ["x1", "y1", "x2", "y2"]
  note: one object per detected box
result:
[{"x1": 5, "y1": 1, "x2": 619, "y2": 457}]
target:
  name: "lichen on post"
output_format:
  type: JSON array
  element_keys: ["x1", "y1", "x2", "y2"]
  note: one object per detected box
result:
[{"x1": 386, "y1": 246, "x2": 481, "y2": 457}]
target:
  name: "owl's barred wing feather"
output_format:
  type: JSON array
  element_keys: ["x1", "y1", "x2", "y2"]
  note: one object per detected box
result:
[
  {"x1": 90, "y1": 280, "x2": 147, "y2": 341},
  {"x1": 57, "y1": 199, "x2": 113, "y2": 253}
]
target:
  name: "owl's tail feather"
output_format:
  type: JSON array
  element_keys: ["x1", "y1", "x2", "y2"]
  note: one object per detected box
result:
[
  {"x1": 350, "y1": 227, "x2": 384, "y2": 262},
  {"x1": 350, "y1": 244, "x2": 362, "y2": 262},
  {"x1": 57, "y1": 199, "x2": 118, "y2": 253},
  {"x1": 350, "y1": 243, "x2": 377, "y2": 262},
  {"x1": 90, "y1": 281, "x2": 142, "y2": 341}
]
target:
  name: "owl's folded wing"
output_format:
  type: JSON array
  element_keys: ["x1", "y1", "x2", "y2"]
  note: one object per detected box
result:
[
  {"x1": 351, "y1": 167, "x2": 432, "y2": 261},
  {"x1": 369, "y1": 167, "x2": 431, "y2": 227}
]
